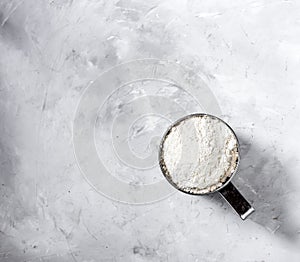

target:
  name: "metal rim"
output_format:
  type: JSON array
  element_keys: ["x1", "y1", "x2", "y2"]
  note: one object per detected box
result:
[{"x1": 158, "y1": 113, "x2": 241, "y2": 195}]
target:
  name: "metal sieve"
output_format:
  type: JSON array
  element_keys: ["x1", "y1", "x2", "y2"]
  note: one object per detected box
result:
[{"x1": 158, "y1": 113, "x2": 255, "y2": 220}]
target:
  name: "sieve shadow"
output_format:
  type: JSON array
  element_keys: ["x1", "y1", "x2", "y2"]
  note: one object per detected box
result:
[{"x1": 207, "y1": 134, "x2": 299, "y2": 243}]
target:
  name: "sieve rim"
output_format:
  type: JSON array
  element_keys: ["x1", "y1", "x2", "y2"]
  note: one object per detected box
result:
[{"x1": 158, "y1": 113, "x2": 241, "y2": 195}]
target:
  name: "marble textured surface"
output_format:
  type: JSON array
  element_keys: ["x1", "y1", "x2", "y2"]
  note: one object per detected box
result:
[{"x1": 1, "y1": 0, "x2": 300, "y2": 261}]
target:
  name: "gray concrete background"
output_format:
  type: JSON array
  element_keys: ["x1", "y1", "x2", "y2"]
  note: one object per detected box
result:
[{"x1": 1, "y1": 0, "x2": 300, "y2": 261}]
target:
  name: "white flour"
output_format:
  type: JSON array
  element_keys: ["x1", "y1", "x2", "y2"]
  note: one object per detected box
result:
[{"x1": 160, "y1": 115, "x2": 239, "y2": 194}]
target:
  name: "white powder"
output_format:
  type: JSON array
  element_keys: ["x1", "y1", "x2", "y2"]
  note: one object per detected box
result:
[{"x1": 160, "y1": 115, "x2": 239, "y2": 194}]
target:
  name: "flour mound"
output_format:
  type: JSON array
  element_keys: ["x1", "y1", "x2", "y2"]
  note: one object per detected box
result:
[{"x1": 160, "y1": 115, "x2": 239, "y2": 194}]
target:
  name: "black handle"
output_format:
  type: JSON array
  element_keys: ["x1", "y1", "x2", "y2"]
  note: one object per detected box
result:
[{"x1": 219, "y1": 182, "x2": 254, "y2": 220}]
